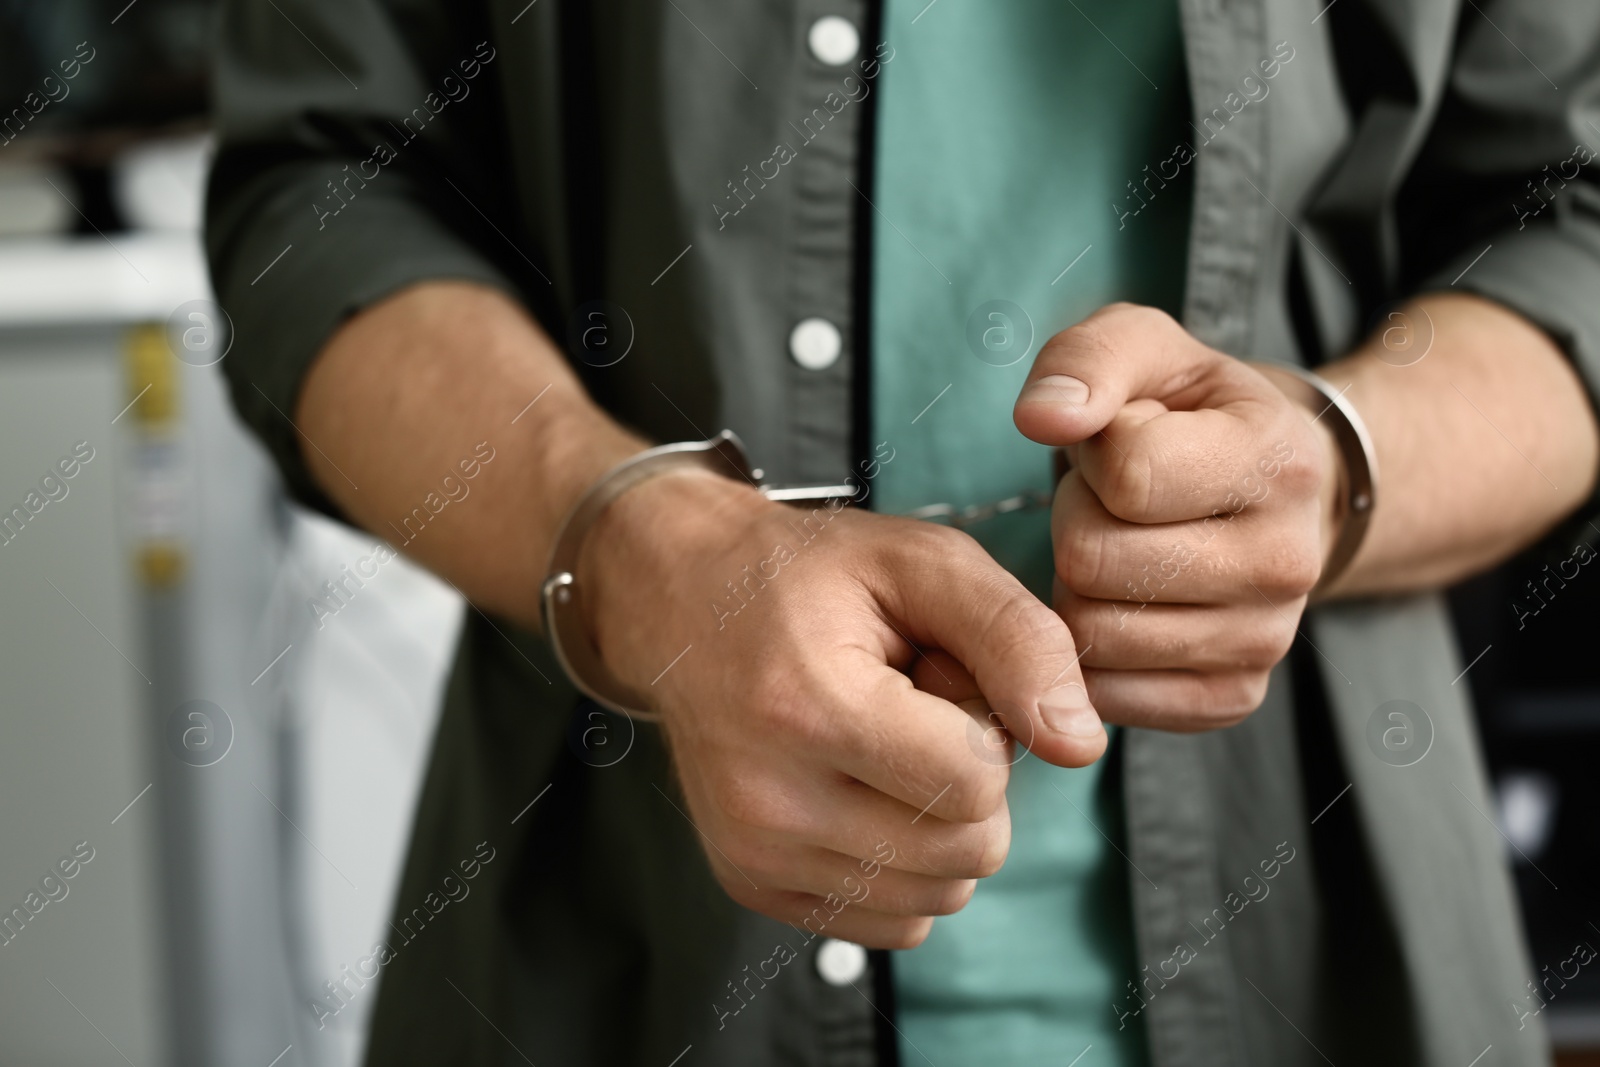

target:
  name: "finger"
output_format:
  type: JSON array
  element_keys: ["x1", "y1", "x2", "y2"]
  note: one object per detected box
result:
[
  {"x1": 814, "y1": 778, "x2": 1011, "y2": 880},
  {"x1": 1051, "y1": 472, "x2": 1322, "y2": 602},
  {"x1": 1072, "y1": 398, "x2": 1311, "y2": 524},
  {"x1": 1055, "y1": 588, "x2": 1297, "y2": 672},
  {"x1": 825, "y1": 662, "x2": 1013, "y2": 825},
  {"x1": 910, "y1": 649, "x2": 979, "y2": 703},
  {"x1": 806, "y1": 909, "x2": 933, "y2": 951},
  {"x1": 764, "y1": 846, "x2": 978, "y2": 917},
  {"x1": 908, "y1": 655, "x2": 1017, "y2": 771},
  {"x1": 1083, "y1": 666, "x2": 1271, "y2": 731},
  {"x1": 724, "y1": 882, "x2": 936, "y2": 950},
  {"x1": 909, "y1": 655, "x2": 1028, "y2": 771},
  {"x1": 718, "y1": 742, "x2": 1013, "y2": 880},
  {"x1": 1012, "y1": 303, "x2": 1258, "y2": 449},
  {"x1": 874, "y1": 525, "x2": 1107, "y2": 770}
]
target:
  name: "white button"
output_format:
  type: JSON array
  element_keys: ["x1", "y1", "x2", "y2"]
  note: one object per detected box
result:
[
  {"x1": 816, "y1": 938, "x2": 868, "y2": 986},
  {"x1": 807, "y1": 16, "x2": 860, "y2": 66},
  {"x1": 789, "y1": 317, "x2": 842, "y2": 370}
]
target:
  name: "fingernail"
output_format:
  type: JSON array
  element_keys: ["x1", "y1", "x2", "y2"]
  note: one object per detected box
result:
[
  {"x1": 1038, "y1": 683, "x2": 1102, "y2": 737},
  {"x1": 1020, "y1": 374, "x2": 1090, "y2": 407}
]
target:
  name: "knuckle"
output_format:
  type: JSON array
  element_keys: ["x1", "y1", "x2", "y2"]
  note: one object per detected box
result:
[
  {"x1": 751, "y1": 672, "x2": 838, "y2": 751},
  {"x1": 969, "y1": 823, "x2": 1011, "y2": 878},
  {"x1": 1054, "y1": 596, "x2": 1096, "y2": 646},
  {"x1": 1093, "y1": 302, "x2": 1174, "y2": 343},
  {"x1": 928, "y1": 878, "x2": 978, "y2": 916},
  {"x1": 983, "y1": 585, "x2": 1063, "y2": 654},
  {"x1": 1282, "y1": 545, "x2": 1322, "y2": 596},
  {"x1": 948, "y1": 768, "x2": 1007, "y2": 825},
  {"x1": 1094, "y1": 446, "x2": 1156, "y2": 521},
  {"x1": 1244, "y1": 671, "x2": 1272, "y2": 709},
  {"x1": 1272, "y1": 433, "x2": 1323, "y2": 495},
  {"x1": 1253, "y1": 533, "x2": 1320, "y2": 596},
  {"x1": 720, "y1": 837, "x2": 769, "y2": 881},
  {"x1": 747, "y1": 667, "x2": 799, "y2": 719},
  {"x1": 883, "y1": 916, "x2": 936, "y2": 950},
  {"x1": 1232, "y1": 630, "x2": 1286, "y2": 671},
  {"x1": 1059, "y1": 513, "x2": 1110, "y2": 593},
  {"x1": 718, "y1": 778, "x2": 791, "y2": 834},
  {"x1": 720, "y1": 877, "x2": 769, "y2": 914},
  {"x1": 1114, "y1": 302, "x2": 1176, "y2": 333},
  {"x1": 1254, "y1": 621, "x2": 1297, "y2": 668},
  {"x1": 1200, "y1": 672, "x2": 1270, "y2": 726}
]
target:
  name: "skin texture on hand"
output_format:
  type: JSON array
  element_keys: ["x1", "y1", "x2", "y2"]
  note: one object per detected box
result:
[
  {"x1": 1012, "y1": 296, "x2": 1600, "y2": 728},
  {"x1": 577, "y1": 467, "x2": 1106, "y2": 947},
  {"x1": 1012, "y1": 304, "x2": 1333, "y2": 729}
]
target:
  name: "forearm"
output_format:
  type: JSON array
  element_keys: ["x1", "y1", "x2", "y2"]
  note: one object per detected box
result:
[
  {"x1": 294, "y1": 280, "x2": 648, "y2": 630},
  {"x1": 1317, "y1": 292, "x2": 1600, "y2": 598}
]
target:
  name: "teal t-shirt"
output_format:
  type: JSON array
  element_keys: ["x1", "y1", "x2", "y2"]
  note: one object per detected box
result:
[{"x1": 871, "y1": 1, "x2": 1191, "y2": 1063}]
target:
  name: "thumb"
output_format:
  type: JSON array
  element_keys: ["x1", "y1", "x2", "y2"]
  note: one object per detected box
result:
[
  {"x1": 1013, "y1": 303, "x2": 1224, "y2": 447},
  {"x1": 884, "y1": 536, "x2": 1107, "y2": 769}
]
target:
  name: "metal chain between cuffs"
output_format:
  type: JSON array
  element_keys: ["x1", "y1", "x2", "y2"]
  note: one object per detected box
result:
[{"x1": 901, "y1": 489, "x2": 1054, "y2": 530}]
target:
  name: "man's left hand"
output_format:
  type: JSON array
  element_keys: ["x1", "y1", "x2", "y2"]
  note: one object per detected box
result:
[{"x1": 1013, "y1": 303, "x2": 1338, "y2": 731}]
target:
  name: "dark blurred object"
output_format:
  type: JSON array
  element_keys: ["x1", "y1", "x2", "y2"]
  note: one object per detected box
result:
[
  {"x1": 0, "y1": 0, "x2": 211, "y2": 159},
  {"x1": 0, "y1": 0, "x2": 214, "y2": 234},
  {"x1": 1454, "y1": 510, "x2": 1600, "y2": 1048}
]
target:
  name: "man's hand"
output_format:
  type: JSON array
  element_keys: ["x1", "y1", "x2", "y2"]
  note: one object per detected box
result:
[
  {"x1": 1013, "y1": 304, "x2": 1338, "y2": 731},
  {"x1": 578, "y1": 469, "x2": 1106, "y2": 948}
]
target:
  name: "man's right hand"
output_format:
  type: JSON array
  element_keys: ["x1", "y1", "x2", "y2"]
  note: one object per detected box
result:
[{"x1": 580, "y1": 468, "x2": 1106, "y2": 949}]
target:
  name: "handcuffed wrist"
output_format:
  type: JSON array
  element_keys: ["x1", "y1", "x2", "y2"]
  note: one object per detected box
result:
[
  {"x1": 1250, "y1": 362, "x2": 1379, "y2": 596},
  {"x1": 541, "y1": 430, "x2": 856, "y2": 721}
]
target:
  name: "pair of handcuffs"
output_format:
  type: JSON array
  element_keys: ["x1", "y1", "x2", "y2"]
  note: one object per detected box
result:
[{"x1": 542, "y1": 364, "x2": 1376, "y2": 722}]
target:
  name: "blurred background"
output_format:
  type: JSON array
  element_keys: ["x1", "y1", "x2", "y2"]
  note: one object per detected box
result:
[
  {"x1": 0, "y1": 1, "x2": 1595, "y2": 1065},
  {"x1": 0, "y1": 3, "x2": 462, "y2": 1065}
]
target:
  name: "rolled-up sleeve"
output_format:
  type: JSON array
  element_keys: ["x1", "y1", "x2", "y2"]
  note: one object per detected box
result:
[
  {"x1": 1402, "y1": 2, "x2": 1600, "y2": 415},
  {"x1": 205, "y1": 0, "x2": 521, "y2": 514}
]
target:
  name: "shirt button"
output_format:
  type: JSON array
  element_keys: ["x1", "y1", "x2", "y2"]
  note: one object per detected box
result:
[
  {"x1": 816, "y1": 938, "x2": 868, "y2": 986},
  {"x1": 789, "y1": 317, "x2": 842, "y2": 370},
  {"x1": 807, "y1": 16, "x2": 860, "y2": 66}
]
